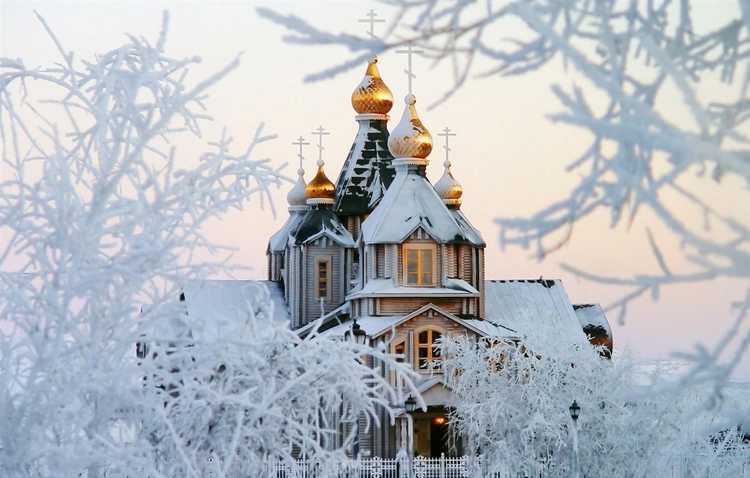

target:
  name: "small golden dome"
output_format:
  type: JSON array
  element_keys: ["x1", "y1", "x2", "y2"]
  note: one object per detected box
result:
[
  {"x1": 435, "y1": 159, "x2": 463, "y2": 205},
  {"x1": 351, "y1": 57, "x2": 394, "y2": 115},
  {"x1": 304, "y1": 160, "x2": 336, "y2": 203},
  {"x1": 388, "y1": 94, "x2": 432, "y2": 159}
]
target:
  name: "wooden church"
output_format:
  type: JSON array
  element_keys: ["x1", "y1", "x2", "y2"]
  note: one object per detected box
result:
[{"x1": 186, "y1": 57, "x2": 613, "y2": 459}]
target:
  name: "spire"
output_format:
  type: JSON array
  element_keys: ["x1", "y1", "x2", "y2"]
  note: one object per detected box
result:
[
  {"x1": 287, "y1": 136, "x2": 310, "y2": 208},
  {"x1": 388, "y1": 94, "x2": 432, "y2": 161},
  {"x1": 435, "y1": 127, "x2": 462, "y2": 207},
  {"x1": 305, "y1": 126, "x2": 336, "y2": 205},
  {"x1": 351, "y1": 57, "x2": 394, "y2": 116}
]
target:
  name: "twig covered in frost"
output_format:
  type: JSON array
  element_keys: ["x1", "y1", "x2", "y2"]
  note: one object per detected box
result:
[
  {"x1": 261, "y1": 0, "x2": 750, "y2": 387},
  {"x1": 0, "y1": 12, "x2": 418, "y2": 477}
]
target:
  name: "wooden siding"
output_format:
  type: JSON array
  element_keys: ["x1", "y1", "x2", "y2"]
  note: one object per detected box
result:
[
  {"x1": 377, "y1": 297, "x2": 462, "y2": 315},
  {"x1": 303, "y1": 245, "x2": 345, "y2": 326}
]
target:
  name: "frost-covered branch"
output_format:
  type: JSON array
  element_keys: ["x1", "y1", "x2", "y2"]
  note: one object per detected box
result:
[
  {"x1": 261, "y1": 0, "x2": 750, "y2": 384},
  {"x1": 0, "y1": 12, "x2": 417, "y2": 477}
]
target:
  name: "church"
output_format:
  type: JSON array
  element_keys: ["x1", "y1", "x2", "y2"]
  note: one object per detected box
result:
[{"x1": 183, "y1": 57, "x2": 613, "y2": 459}]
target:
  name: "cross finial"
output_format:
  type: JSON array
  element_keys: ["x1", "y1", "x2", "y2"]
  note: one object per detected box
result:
[
  {"x1": 311, "y1": 126, "x2": 331, "y2": 166},
  {"x1": 358, "y1": 9, "x2": 385, "y2": 39},
  {"x1": 437, "y1": 127, "x2": 457, "y2": 165},
  {"x1": 396, "y1": 41, "x2": 424, "y2": 95},
  {"x1": 292, "y1": 135, "x2": 310, "y2": 171}
]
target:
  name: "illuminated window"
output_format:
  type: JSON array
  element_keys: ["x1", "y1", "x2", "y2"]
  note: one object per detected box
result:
[
  {"x1": 315, "y1": 256, "x2": 332, "y2": 300},
  {"x1": 404, "y1": 244, "x2": 434, "y2": 286},
  {"x1": 416, "y1": 329, "x2": 442, "y2": 370}
]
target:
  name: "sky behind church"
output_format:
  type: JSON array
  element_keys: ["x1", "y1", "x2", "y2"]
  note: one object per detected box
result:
[{"x1": 1, "y1": 0, "x2": 748, "y2": 379}]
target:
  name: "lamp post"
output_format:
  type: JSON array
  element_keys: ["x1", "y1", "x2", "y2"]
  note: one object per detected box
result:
[
  {"x1": 402, "y1": 395, "x2": 418, "y2": 476},
  {"x1": 569, "y1": 400, "x2": 581, "y2": 478},
  {"x1": 352, "y1": 318, "x2": 367, "y2": 345}
]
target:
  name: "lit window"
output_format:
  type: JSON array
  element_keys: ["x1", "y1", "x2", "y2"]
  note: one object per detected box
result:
[
  {"x1": 416, "y1": 329, "x2": 442, "y2": 370},
  {"x1": 316, "y1": 257, "x2": 331, "y2": 300},
  {"x1": 404, "y1": 244, "x2": 434, "y2": 286}
]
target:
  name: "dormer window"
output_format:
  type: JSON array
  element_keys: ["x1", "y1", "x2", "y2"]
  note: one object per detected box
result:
[{"x1": 404, "y1": 243, "x2": 435, "y2": 286}]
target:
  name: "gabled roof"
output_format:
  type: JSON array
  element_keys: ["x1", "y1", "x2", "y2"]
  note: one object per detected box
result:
[
  {"x1": 324, "y1": 303, "x2": 506, "y2": 340},
  {"x1": 290, "y1": 206, "x2": 355, "y2": 247},
  {"x1": 360, "y1": 171, "x2": 485, "y2": 246},
  {"x1": 267, "y1": 211, "x2": 304, "y2": 253},
  {"x1": 484, "y1": 279, "x2": 587, "y2": 345},
  {"x1": 334, "y1": 118, "x2": 396, "y2": 216},
  {"x1": 181, "y1": 280, "x2": 289, "y2": 341}
]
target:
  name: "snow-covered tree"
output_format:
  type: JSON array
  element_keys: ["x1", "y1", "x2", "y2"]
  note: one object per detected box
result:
[
  {"x1": 0, "y1": 13, "x2": 416, "y2": 477},
  {"x1": 260, "y1": 0, "x2": 750, "y2": 388},
  {"x1": 441, "y1": 333, "x2": 748, "y2": 476}
]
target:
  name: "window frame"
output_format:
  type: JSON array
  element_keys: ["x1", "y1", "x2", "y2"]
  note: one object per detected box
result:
[
  {"x1": 402, "y1": 242, "x2": 436, "y2": 287},
  {"x1": 414, "y1": 327, "x2": 444, "y2": 372},
  {"x1": 314, "y1": 255, "x2": 333, "y2": 301}
]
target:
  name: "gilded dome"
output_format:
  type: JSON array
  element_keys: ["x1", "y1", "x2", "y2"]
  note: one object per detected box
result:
[
  {"x1": 435, "y1": 159, "x2": 463, "y2": 205},
  {"x1": 351, "y1": 57, "x2": 394, "y2": 115},
  {"x1": 287, "y1": 167, "x2": 307, "y2": 207},
  {"x1": 388, "y1": 94, "x2": 432, "y2": 159},
  {"x1": 304, "y1": 160, "x2": 336, "y2": 203}
]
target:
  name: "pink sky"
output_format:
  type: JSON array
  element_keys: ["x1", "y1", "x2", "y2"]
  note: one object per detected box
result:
[{"x1": 1, "y1": 0, "x2": 748, "y2": 379}]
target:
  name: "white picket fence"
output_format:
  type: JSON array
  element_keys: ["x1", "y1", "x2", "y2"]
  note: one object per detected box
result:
[
  {"x1": 264, "y1": 455, "x2": 750, "y2": 478},
  {"x1": 264, "y1": 454, "x2": 551, "y2": 478}
]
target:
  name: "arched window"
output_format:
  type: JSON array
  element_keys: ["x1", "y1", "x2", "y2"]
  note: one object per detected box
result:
[{"x1": 416, "y1": 328, "x2": 442, "y2": 370}]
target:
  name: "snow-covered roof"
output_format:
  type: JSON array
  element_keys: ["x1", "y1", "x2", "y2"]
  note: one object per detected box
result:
[
  {"x1": 360, "y1": 170, "x2": 485, "y2": 246},
  {"x1": 573, "y1": 303, "x2": 613, "y2": 349},
  {"x1": 181, "y1": 280, "x2": 289, "y2": 341},
  {"x1": 334, "y1": 118, "x2": 396, "y2": 216},
  {"x1": 484, "y1": 279, "x2": 587, "y2": 344},
  {"x1": 346, "y1": 277, "x2": 479, "y2": 300},
  {"x1": 268, "y1": 211, "x2": 304, "y2": 253},
  {"x1": 325, "y1": 303, "x2": 508, "y2": 341},
  {"x1": 290, "y1": 206, "x2": 355, "y2": 247}
]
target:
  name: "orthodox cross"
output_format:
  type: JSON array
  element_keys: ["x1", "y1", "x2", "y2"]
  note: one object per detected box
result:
[
  {"x1": 396, "y1": 41, "x2": 424, "y2": 95},
  {"x1": 311, "y1": 126, "x2": 331, "y2": 165},
  {"x1": 292, "y1": 135, "x2": 310, "y2": 170},
  {"x1": 437, "y1": 127, "x2": 456, "y2": 164},
  {"x1": 358, "y1": 9, "x2": 385, "y2": 39}
]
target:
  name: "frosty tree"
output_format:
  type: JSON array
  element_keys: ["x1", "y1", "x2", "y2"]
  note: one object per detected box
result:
[
  {"x1": 441, "y1": 334, "x2": 748, "y2": 476},
  {"x1": 259, "y1": 1, "x2": 750, "y2": 386},
  {"x1": 0, "y1": 13, "x2": 417, "y2": 477}
]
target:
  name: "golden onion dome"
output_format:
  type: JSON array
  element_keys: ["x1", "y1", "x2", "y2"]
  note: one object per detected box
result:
[
  {"x1": 351, "y1": 57, "x2": 394, "y2": 115},
  {"x1": 287, "y1": 167, "x2": 308, "y2": 207},
  {"x1": 304, "y1": 160, "x2": 336, "y2": 203},
  {"x1": 434, "y1": 159, "x2": 463, "y2": 205},
  {"x1": 388, "y1": 94, "x2": 432, "y2": 159}
]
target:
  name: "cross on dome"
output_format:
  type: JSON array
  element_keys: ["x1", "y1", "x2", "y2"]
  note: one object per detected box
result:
[
  {"x1": 396, "y1": 41, "x2": 424, "y2": 96},
  {"x1": 434, "y1": 126, "x2": 463, "y2": 206},
  {"x1": 437, "y1": 127, "x2": 456, "y2": 166},
  {"x1": 305, "y1": 126, "x2": 336, "y2": 204},
  {"x1": 311, "y1": 126, "x2": 331, "y2": 166},
  {"x1": 358, "y1": 9, "x2": 385, "y2": 39},
  {"x1": 292, "y1": 135, "x2": 310, "y2": 172}
]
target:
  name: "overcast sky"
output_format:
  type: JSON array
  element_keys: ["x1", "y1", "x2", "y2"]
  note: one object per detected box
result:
[{"x1": 1, "y1": 0, "x2": 748, "y2": 379}]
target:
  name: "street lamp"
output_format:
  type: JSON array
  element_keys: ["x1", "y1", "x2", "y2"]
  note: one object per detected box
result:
[
  {"x1": 405, "y1": 395, "x2": 418, "y2": 413},
  {"x1": 569, "y1": 400, "x2": 580, "y2": 422},
  {"x1": 569, "y1": 400, "x2": 581, "y2": 478},
  {"x1": 352, "y1": 318, "x2": 367, "y2": 345}
]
